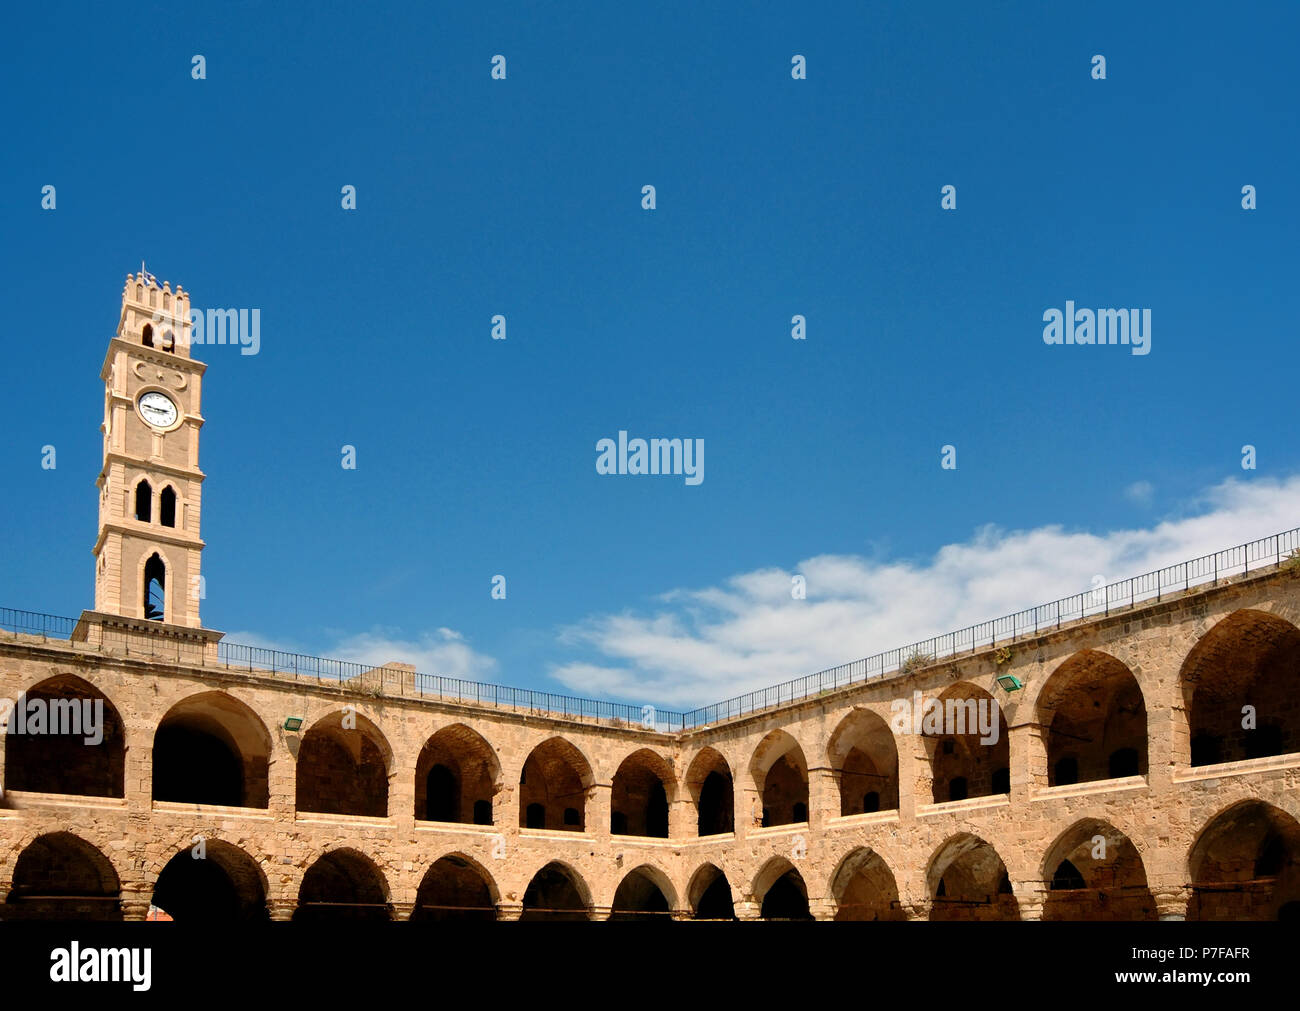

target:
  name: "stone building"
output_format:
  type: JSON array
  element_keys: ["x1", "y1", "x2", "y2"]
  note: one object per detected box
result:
[{"x1": 1, "y1": 275, "x2": 1299, "y2": 923}]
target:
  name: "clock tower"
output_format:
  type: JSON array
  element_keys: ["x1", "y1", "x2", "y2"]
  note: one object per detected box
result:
[{"x1": 85, "y1": 271, "x2": 211, "y2": 632}]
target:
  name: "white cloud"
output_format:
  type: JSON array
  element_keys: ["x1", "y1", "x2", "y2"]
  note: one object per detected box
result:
[
  {"x1": 1125, "y1": 480, "x2": 1155, "y2": 505},
  {"x1": 549, "y1": 475, "x2": 1300, "y2": 709}
]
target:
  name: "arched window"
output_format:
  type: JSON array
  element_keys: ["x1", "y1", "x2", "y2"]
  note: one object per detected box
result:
[
  {"x1": 1051, "y1": 860, "x2": 1086, "y2": 890},
  {"x1": 143, "y1": 553, "x2": 166, "y2": 621},
  {"x1": 142, "y1": 324, "x2": 154, "y2": 348},
  {"x1": 159, "y1": 487, "x2": 177, "y2": 528},
  {"x1": 134, "y1": 480, "x2": 152, "y2": 522}
]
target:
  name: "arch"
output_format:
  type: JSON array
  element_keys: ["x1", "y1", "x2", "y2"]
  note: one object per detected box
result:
[
  {"x1": 141, "y1": 323, "x2": 154, "y2": 348},
  {"x1": 827, "y1": 708, "x2": 899, "y2": 815},
  {"x1": 159, "y1": 485, "x2": 177, "y2": 528},
  {"x1": 296, "y1": 710, "x2": 392, "y2": 818},
  {"x1": 752, "y1": 857, "x2": 812, "y2": 920},
  {"x1": 414, "y1": 724, "x2": 502, "y2": 824},
  {"x1": 927, "y1": 834, "x2": 1019, "y2": 921},
  {"x1": 1040, "y1": 819, "x2": 1155, "y2": 920},
  {"x1": 134, "y1": 479, "x2": 152, "y2": 522},
  {"x1": 151, "y1": 839, "x2": 268, "y2": 922},
  {"x1": 4, "y1": 832, "x2": 122, "y2": 921},
  {"x1": 520, "y1": 861, "x2": 592, "y2": 921},
  {"x1": 685, "y1": 748, "x2": 734, "y2": 836},
  {"x1": 4, "y1": 674, "x2": 126, "y2": 798},
  {"x1": 412, "y1": 854, "x2": 499, "y2": 921},
  {"x1": 294, "y1": 848, "x2": 391, "y2": 921},
  {"x1": 153, "y1": 691, "x2": 271, "y2": 808},
  {"x1": 749, "y1": 730, "x2": 809, "y2": 827},
  {"x1": 610, "y1": 865, "x2": 676, "y2": 921},
  {"x1": 830, "y1": 847, "x2": 904, "y2": 921},
  {"x1": 1038, "y1": 650, "x2": 1147, "y2": 786},
  {"x1": 143, "y1": 552, "x2": 165, "y2": 621},
  {"x1": 1181, "y1": 610, "x2": 1300, "y2": 766},
  {"x1": 610, "y1": 748, "x2": 675, "y2": 838},
  {"x1": 518, "y1": 737, "x2": 594, "y2": 832},
  {"x1": 687, "y1": 863, "x2": 736, "y2": 920},
  {"x1": 924, "y1": 683, "x2": 1009, "y2": 803},
  {"x1": 1188, "y1": 800, "x2": 1300, "y2": 920}
]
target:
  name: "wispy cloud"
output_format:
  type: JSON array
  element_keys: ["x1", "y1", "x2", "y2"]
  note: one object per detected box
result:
[
  {"x1": 1124, "y1": 480, "x2": 1155, "y2": 505},
  {"x1": 222, "y1": 626, "x2": 498, "y2": 681},
  {"x1": 549, "y1": 475, "x2": 1300, "y2": 708}
]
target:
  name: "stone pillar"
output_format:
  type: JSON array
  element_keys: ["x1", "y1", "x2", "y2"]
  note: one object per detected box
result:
[
  {"x1": 389, "y1": 769, "x2": 415, "y2": 832},
  {"x1": 807, "y1": 766, "x2": 836, "y2": 828},
  {"x1": 900, "y1": 898, "x2": 931, "y2": 921},
  {"x1": 269, "y1": 730, "x2": 298, "y2": 821},
  {"x1": 741, "y1": 786, "x2": 763, "y2": 832},
  {"x1": 808, "y1": 896, "x2": 837, "y2": 921},
  {"x1": 119, "y1": 882, "x2": 153, "y2": 921},
  {"x1": 734, "y1": 898, "x2": 762, "y2": 921},
  {"x1": 1152, "y1": 886, "x2": 1190, "y2": 921},
  {"x1": 1014, "y1": 885, "x2": 1047, "y2": 921},
  {"x1": 1010, "y1": 721, "x2": 1046, "y2": 803},
  {"x1": 496, "y1": 903, "x2": 524, "y2": 921},
  {"x1": 390, "y1": 899, "x2": 415, "y2": 921},
  {"x1": 1147, "y1": 673, "x2": 1187, "y2": 791},
  {"x1": 669, "y1": 795, "x2": 693, "y2": 840},
  {"x1": 267, "y1": 896, "x2": 297, "y2": 922},
  {"x1": 125, "y1": 723, "x2": 152, "y2": 813},
  {"x1": 897, "y1": 735, "x2": 928, "y2": 817},
  {"x1": 589, "y1": 783, "x2": 612, "y2": 836}
]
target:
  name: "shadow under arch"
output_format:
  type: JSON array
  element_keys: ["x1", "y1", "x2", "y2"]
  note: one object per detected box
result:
[
  {"x1": 829, "y1": 847, "x2": 904, "y2": 921},
  {"x1": 4, "y1": 673, "x2": 126, "y2": 798},
  {"x1": 153, "y1": 690, "x2": 272, "y2": 808},
  {"x1": 520, "y1": 860, "x2": 592, "y2": 921},
  {"x1": 1188, "y1": 799, "x2": 1300, "y2": 920},
  {"x1": 412, "y1": 853, "x2": 500, "y2": 921},
  {"x1": 1040, "y1": 818, "x2": 1155, "y2": 920},
  {"x1": 749, "y1": 730, "x2": 809, "y2": 827},
  {"x1": 4, "y1": 832, "x2": 122, "y2": 921},
  {"x1": 927, "y1": 833, "x2": 1019, "y2": 921},
  {"x1": 296, "y1": 708, "x2": 394, "y2": 818}
]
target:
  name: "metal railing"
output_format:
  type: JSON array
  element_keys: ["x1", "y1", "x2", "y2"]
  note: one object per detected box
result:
[
  {"x1": 2, "y1": 525, "x2": 1297, "y2": 733},
  {"x1": 676, "y1": 525, "x2": 1300, "y2": 728}
]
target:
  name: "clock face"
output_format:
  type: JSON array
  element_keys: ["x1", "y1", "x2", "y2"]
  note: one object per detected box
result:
[{"x1": 137, "y1": 391, "x2": 179, "y2": 429}]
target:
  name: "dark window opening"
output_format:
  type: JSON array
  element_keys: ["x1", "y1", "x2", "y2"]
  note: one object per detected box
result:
[
  {"x1": 646, "y1": 780, "x2": 669, "y2": 837},
  {"x1": 142, "y1": 324, "x2": 154, "y2": 348},
  {"x1": 792, "y1": 801, "x2": 807, "y2": 823},
  {"x1": 134, "y1": 480, "x2": 152, "y2": 522},
  {"x1": 948, "y1": 777, "x2": 968, "y2": 802},
  {"x1": 862, "y1": 791, "x2": 880, "y2": 813},
  {"x1": 1051, "y1": 859, "x2": 1086, "y2": 890},
  {"x1": 563, "y1": 807, "x2": 580, "y2": 826},
  {"x1": 473, "y1": 800, "x2": 492, "y2": 825},
  {"x1": 525, "y1": 803, "x2": 545, "y2": 829},
  {"x1": 697, "y1": 771, "x2": 733, "y2": 835},
  {"x1": 425, "y1": 764, "x2": 457, "y2": 822},
  {"x1": 159, "y1": 487, "x2": 177, "y2": 528},
  {"x1": 144, "y1": 553, "x2": 165, "y2": 621}
]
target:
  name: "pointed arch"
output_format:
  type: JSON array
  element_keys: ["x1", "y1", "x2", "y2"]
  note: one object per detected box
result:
[
  {"x1": 1181, "y1": 610, "x2": 1300, "y2": 766},
  {"x1": 610, "y1": 865, "x2": 677, "y2": 920},
  {"x1": 519, "y1": 736, "x2": 594, "y2": 831},
  {"x1": 4, "y1": 832, "x2": 122, "y2": 921},
  {"x1": 924, "y1": 682, "x2": 1009, "y2": 802},
  {"x1": 153, "y1": 691, "x2": 272, "y2": 808},
  {"x1": 151, "y1": 838, "x2": 268, "y2": 922},
  {"x1": 412, "y1": 853, "x2": 499, "y2": 921},
  {"x1": 685, "y1": 747, "x2": 734, "y2": 836},
  {"x1": 927, "y1": 833, "x2": 1019, "y2": 921},
  {"x1": 830, "y1": 847, "x2": 904, "y2": 921},
  {"x1": 752, "y1": 857, "x2": 812, "y2": 920},
  {"x1": 827, "y1": 708, "x2": 899, "y2": 815},
  {"x1": 520, "y1": 861, "x2": 592, "y2": 921},
  {"x1": 1038, "y1": 650, "x2": 1147, "y2": 786},
  {"x1": 294, "y1": 848, "x2": 391, "y2": 921},
  {"x1": 296, "y1": 709, "x2": 393, "y2": 818},
  {"x1": 4, "y1": 674, "x2": 126, "y2": 798},
  {"x1": 687, "y1": 863, "x2": 736, "y2": 920},
  {"x1": 610, "y1": 748, "x2": 675, "y2": 837},
  {"x1": 749, "y1": 730, "x2": 809, "y2": 827},
  {"x1": 414, "y1": 724, "x2": 502, "y2": 824},
  {"x1": 1040, "y1": 818, "x2": 1155, "y2": 920},
  {"x1": 1188, "y1": 800, "x2": 1300, "y2": 920}
]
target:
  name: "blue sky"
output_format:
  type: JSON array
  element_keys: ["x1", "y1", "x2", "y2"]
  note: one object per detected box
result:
[{"x1": 3, "y1": 1, "x2": 1298, "y2": 708}]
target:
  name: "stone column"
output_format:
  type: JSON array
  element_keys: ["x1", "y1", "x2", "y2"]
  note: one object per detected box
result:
[
  {"x1": 669, "y1": 795, "x2": 693, "y2": 839},
  {"x1": 734, "y1": 898, "x2": 762, "y2": 921},
  {"x1": 588, "y1": 783, "x2": 612, "y2": 835},
  {"x1": 496, "y1": 903, "x2": 524, "y2": 921},
  {"x1": 1152, "y1": 885, "x2": 1190, "y2": 921},
  {"x1": 897, "y1": 734, "x2": 928, "y2": 818},
  {"x1": 900, "y1": 898, "x2": 931, "y2": 921},
  {"x1": 807, "y1": 766, "x2": 837, "y2": 828},
  {"x1": 267, "y1": 896, "x2": 297, "y2": 921},
  {"x1": 1009, "y1": 721, "x2": 1047, "y2": 803},
  {"x1": 1014, "y1": 885, "x2": 1047, "y2": 921},
  {"x1": 119, "y1": 882, "x2": 153, "y2": 921},
  {"x1": 390, "y1": 899, "x2": 415, "y2": 921}
]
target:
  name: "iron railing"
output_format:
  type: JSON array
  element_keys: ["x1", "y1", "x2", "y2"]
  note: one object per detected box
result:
[{"x1": 2, "y1": 525, "x2": 1297, "y2": 732}]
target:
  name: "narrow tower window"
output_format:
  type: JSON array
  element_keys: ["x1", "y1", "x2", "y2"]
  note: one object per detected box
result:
[
  {"x1": 134, "y1": 480, "x2": 152, "y2": 522},
  {"x1": 160, "y1": 486, "x2": 177, "y2": 528},
  {"x1": 142, "y1": 323, "x2": 154, "y2": 348},
  {"x1": 144, "y1": 553, "x2": 166, "y2": 621}
]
